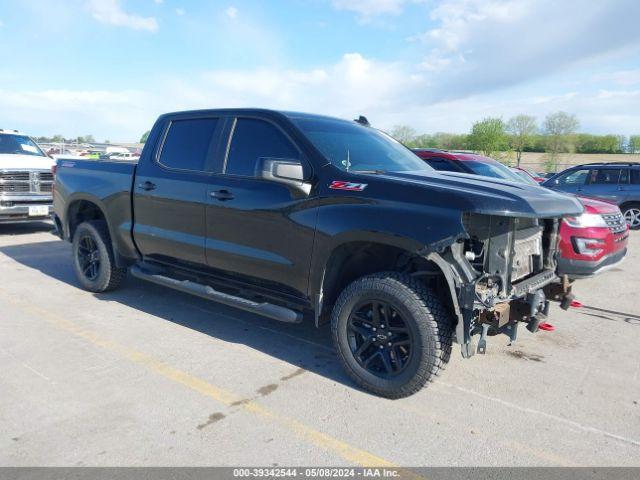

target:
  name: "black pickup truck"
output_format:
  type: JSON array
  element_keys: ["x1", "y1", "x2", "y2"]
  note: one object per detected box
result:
[{"x1": 53, "y1": 109, "x2": 583, "y2": 398}]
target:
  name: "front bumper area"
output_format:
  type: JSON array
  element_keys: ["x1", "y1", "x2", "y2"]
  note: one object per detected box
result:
[
  {"x1": 0, "y1": 196, "x2": 53, "y2": 223},
  {"x1": 557, "y1": 247, "x2": 627, "y2": 278}
]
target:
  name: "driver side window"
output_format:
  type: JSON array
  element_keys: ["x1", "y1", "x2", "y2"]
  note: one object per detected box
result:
[
  {"x1": 558, "y1": 169, "x2": 589, "y2": 185},
  {"x1": 225, "y1": 118, "x2": 300, "y2": 177}
]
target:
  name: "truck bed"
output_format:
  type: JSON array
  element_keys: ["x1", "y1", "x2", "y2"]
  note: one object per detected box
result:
[{"x1": 54, "y1": 158, "x2": 138, "y2": 261}]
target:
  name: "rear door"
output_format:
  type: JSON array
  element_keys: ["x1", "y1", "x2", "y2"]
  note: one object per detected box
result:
[
  {"x1": 133, "y1": 115, "x2": 223, "y2": 267},
  {"x1": 618, "y1": 167, "x2": 640, "y2": 205},
  {"x1": 204, "y1": 116, "x2": 316, "y2": 298}
]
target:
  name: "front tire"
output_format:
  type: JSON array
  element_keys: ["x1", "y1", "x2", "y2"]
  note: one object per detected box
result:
[
  {"x1": 72, "y1": 221, "x2": 126, "y2": 292},
  {"x1": 331, "y1": 272, "x2": 453, "y2": 399},
  {"x1": 622, "y1": 203, "x2": 640, "y2": 230}
]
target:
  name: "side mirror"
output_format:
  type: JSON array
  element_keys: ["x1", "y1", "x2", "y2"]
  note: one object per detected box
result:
[
  {"x1": 273, "y1": 161, "x2": 305, "y2": 181},
  {"x1": 259, "y1": 158, "x2": 311, "y2": 194}
]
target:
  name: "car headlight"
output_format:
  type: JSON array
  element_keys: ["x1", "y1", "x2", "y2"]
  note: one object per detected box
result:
[{"x1": 563, "y1": 213, "x2": 607, "y2": 228}]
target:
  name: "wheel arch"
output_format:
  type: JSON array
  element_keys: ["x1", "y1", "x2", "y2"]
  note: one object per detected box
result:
[
  {"x1": 65, "y1": 196, "x2": 109, "y2": 240},
  {"x1": 312, "y1": 235, "x2": 459, "y2": 329},
  {"x1": 64, "y1": 195, "x2": 130, "y2": 268}
]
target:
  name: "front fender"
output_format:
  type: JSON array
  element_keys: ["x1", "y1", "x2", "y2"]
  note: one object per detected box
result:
[{"x1": 307, "y1": 199, "x2": 466, "y2": 297}]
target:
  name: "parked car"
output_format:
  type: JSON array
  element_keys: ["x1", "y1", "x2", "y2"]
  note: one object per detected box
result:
[
  {"x1": 53, "y1": 109, "x2": 582, "y2": 398},
  {"x1": 558, "y1": 196, "x2": 628, "y2": 278},
  {"x1": 0, "y1": 128, "x2": 55, "y2": 223},
  {"x1": 513, "y1": 166, "x2": 546, "y2": 183},
  {"x1": 109, "y1": 152, "x2": 140, "y2": 161},
  {"x1": 511, "y1": 167, "x2": 540, "y2": 185},
  {"x1": 543, "y1": 163, "x2": 640, "y2": 230},
  {"x1": 412, "y1": 148, "x2": 526, "y2": 182},
  {"x1": 415, "y1": 149, "x2": 629, "y2": 278}
]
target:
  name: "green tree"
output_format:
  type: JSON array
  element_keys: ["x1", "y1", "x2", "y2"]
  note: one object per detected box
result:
[
  {"x1": 575, "y1": 134, "x2": 621, "y2": 153},
  {"x1": 140, "y1": 130, "x2": 151, "y2": 143},
  {"x1": 629, "y1": 135, "x2": 640, "y2": 153},
  {"x1": 390, "y1": 125, "x2": 417, "y2": 146},
  {"x1": 76, "y1": 135, "x2": 95, "y2": 144},
  {"x1": 506, "y1": 115, "x2": 537, "y2": 166},
  {"x1": 543, "y1": 112, "x2": 579, "y2": 171},
  {"x1": 468, "y1": 117, "x2": 507, "y2": 157}
]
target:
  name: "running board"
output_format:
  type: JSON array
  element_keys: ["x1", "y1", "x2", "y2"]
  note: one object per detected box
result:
[{"x1": 130, "y1": 265, "x2": 302, "y2": 324}]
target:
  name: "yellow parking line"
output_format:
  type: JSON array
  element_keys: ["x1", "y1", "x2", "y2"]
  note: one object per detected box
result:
[{"x1": 1, "y1": 290, "x2": 395, "y2": 468}]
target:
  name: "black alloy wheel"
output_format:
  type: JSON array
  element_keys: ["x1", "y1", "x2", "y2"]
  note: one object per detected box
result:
[
  {"x1": 71, "y1": 221, "x2": 127, "y2": 292},
  {"x1": 77, "y1": 234, "x2": 101, "y2": 281},
  {"x1": 347, "y1": 300, "x2": 413, "y2": 377}
]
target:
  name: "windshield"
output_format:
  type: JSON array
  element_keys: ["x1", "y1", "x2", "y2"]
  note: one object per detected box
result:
[
  {"x1": 463, "y1": 160, "x2": 525, "y2": 183},
  {"x1": 512, "y1": 169, "x2": 539, "y2": 186},
  {"x1": 292, "y1": 117, "x2": 432, "y2": 173},
  {"x1": 0, "y1": 134, "x2": 46, "y2": 157}
]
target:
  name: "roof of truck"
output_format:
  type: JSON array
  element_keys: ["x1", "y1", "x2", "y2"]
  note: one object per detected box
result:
[{"x1": 159, "y1": 108, "x2": 357, "y2": 125}]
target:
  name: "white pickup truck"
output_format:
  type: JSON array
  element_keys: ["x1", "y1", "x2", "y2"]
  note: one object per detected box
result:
[{"x1": 0, "y1": 129, "x2": 55, "y2": 223}]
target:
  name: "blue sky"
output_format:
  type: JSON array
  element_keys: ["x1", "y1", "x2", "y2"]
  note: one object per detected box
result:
[{"x1": 1, "y1": 0, "x2": 639, "y2": 141}]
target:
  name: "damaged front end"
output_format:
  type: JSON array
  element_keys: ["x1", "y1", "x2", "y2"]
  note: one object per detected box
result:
[{"x1": 427, "y1": 213, "x2": 574, "y2": 358}]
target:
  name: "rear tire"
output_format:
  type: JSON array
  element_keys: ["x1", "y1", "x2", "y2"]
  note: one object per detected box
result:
[
  {"x1": 72, "y1": 221, "x2": 126, "y2": 292},
  {"x1": 331, "y1": 272, "x2": 453, "y2": 399},
  {"x1": 622, "y1": 203, "x2": 640, "y2": 230}
]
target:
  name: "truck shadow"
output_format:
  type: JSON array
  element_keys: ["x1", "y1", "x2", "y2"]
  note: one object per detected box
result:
[
  {"x1": 0, "y1": 221, "x2": 53, "y2": 236},
  {"x1": 0, "y1": 239, "x2": 354, "y2": 389}
]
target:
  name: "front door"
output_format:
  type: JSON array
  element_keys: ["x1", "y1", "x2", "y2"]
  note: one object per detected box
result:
[
  {"x1": 549, "y1": 168, "x2": 590, "y2": 195},
  {"x1": 204, "y1": 117, "x2": 316, "y2": 298},
  {"x1": 133, "y1": 116, "x2": 222, "y2": 267}
]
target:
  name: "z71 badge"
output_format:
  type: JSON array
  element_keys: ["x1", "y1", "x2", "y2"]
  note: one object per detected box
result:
[{"x1": 329, "y1": 181, "x2": 368, "y2": 191}]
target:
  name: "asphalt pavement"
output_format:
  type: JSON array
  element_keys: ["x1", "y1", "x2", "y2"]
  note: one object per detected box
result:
[{"x1": 1, "y1": 222, "x2": 638, "y2": 467}]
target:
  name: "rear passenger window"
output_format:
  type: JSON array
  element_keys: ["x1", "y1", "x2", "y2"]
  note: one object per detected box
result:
[
  {"x1": 590, "y1": 168, "x2": 621, "y2": 184},
  {"x1": 226, "y1": 118, "x2": 299, "y2": 177},
  {"x1": 631, "y1": 169, "x2": 640, "y2": 185},
  {"x1": 620, "y1": 169, "x2": 629, "y2": 184},
  {"x1": 159, "y1": 118, "x2": 219, "y2": 171}
]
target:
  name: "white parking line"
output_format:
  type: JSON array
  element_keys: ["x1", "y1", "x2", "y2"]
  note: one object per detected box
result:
[{"x1": 436, "y1": 381, "x2": 640, "y2": 448}]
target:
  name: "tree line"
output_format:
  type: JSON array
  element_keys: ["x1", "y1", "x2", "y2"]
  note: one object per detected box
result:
[
  {"x1": 33, "y1": 134, "x2": 113, "y2": 144},
  {"x1": 391, "y1": 111, "x2": 640, "y2": 170}
]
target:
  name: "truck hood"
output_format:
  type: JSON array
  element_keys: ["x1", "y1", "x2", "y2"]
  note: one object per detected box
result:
[
  {"x1": 0, "y1": 154, "x2": 56, "y2": 171},
  {"x1": 376, "y1": 170, "x2": 584, "y2": 218}
]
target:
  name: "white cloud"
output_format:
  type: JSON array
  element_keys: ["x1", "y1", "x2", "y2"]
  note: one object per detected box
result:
[
  {"x1": 330, "y1": 0, "x2": 408, "y2": 22},
  {"x1": 410, "y1": 0, "x2": 640, "y2": 102},
  {"x1": 0, "y1": 89, "x2": 152, "y2": 141},
  {"x1": 3, "y1": 51, "x2": 640, "y2": 140},
  {"x1": 0, "y1": 19, "x2": 4, "y2": 28},
  {"x1": 225, "y1": 6, "x2": 238, "y2": 19},
  {"x1": 175, "y1": 8, "x2": 185, "y2": 16},
  {"x1": 153, "y1": 0, "x2": 163, "y2": 4},
  {"x1": 594, "y1": 69, "x2": 640, "y2": 87},
  {"x1": 86, "y1": 0, "x2": 158, "y2": 32}
]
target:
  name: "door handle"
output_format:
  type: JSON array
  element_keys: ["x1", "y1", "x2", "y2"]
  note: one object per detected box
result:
[
  {"x1": 210, "y1": 189, "x2": 234, "y2": 201},
  {"x1": 137, "y1": 181, "x2": 156, "y2": 191}
]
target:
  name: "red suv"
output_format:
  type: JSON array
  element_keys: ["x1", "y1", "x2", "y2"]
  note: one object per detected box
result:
[
  {"x1": 414, "y1": 149, "x2": 629, "y2": 278},
  {"x1": 557, "y1": 196, "x2": 628, "y2": 278}
]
